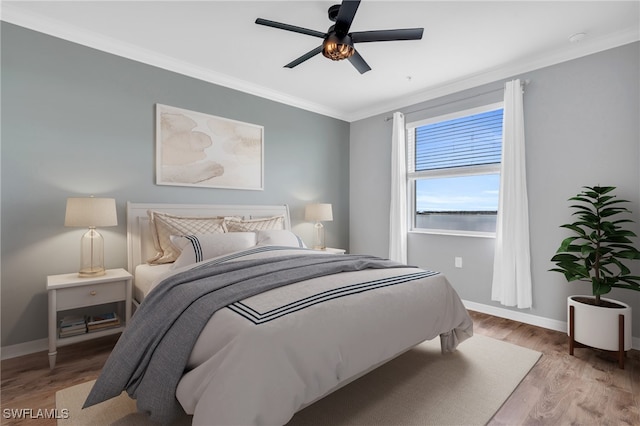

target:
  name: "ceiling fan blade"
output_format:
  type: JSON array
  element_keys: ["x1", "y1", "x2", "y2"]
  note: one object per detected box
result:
[
  {"x1": 351, "y1": 28, "x2": 424, "y2": 43},
  {"x1": 284, "y1": 46, "x2": 324, "y2": 68},
  {"x1": 348, "y1": 50, "x2": 371, "y2": 74},
  {"x1": 334, "y1": 0, "x2": 361, "y2": 35},
  {"x1": 255, "y1": 18, "x2": 326, "y2": 38}
]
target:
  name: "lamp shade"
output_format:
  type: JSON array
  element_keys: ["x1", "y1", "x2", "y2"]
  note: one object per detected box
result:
[
  {"x1": 305, "y1": 203, "x2": 333, "y2": 222},
  {"x1": 65, "y1": 197, "x2": 117, "y2": 228}
]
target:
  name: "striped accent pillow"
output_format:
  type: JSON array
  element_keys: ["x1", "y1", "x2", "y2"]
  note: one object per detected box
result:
[{"x1": 170, "y1": 232, "x2": 257, "y2": 269}]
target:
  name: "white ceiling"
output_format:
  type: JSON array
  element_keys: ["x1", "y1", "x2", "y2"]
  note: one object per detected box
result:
[{"x1": 2, "y1": 1, "x2": 639, "y2": 121}]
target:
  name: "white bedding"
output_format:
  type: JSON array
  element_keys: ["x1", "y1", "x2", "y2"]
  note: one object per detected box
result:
[{"x1": 160, "y1": 247, "x2": 474, "y2": 425}]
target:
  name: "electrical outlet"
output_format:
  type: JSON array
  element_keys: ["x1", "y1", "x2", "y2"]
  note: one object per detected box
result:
[{"x1": 455, "y1": 257, "x2": 463, "y2": 268}]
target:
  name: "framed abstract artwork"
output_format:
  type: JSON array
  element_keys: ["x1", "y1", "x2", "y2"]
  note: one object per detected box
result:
[{"x1": 155, "y1": 104, "x2": 264, "y2": 190}]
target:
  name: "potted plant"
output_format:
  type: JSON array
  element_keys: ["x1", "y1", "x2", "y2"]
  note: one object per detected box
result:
[{"x1": 550, "y1": 185, "x2": 640, "y2": 368}]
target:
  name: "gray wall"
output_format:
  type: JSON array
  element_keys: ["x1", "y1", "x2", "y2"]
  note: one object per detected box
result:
[
  {"x1": 351, "y1": 42, "x2": 640, "y2": 339},
  {"x1": 1, "y1": 23, "x2": 350, "y2": 347}
]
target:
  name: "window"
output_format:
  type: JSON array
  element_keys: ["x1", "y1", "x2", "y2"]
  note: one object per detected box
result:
[{"x1": 407, "y1": 103, "x2": 503, "y2": 236}]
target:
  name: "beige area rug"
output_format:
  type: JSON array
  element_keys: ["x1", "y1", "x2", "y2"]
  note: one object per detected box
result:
[{"x1": 56, "y1": 334, "x2": 541, "y2": 425}]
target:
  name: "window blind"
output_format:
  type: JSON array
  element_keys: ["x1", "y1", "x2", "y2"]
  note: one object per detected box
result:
[{"x1": 410, "y1": 108, "x2": 503, "y2": 172}]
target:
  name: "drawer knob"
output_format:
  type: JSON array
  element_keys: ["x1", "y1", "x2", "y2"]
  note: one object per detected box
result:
[{"x1": 90, "y1": 290, "x2": 97, "y2": 296}]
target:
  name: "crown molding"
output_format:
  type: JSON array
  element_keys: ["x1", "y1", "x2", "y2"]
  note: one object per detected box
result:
[
  {"x1": 0, "y1": 3, "x2": 348, "y2": 121},
  {"x1": 2, "y1": 3, "x2": 637, "y2": 123},
  {"x1": 344, "y1": 26, "x2": 640, "y2": 122}
]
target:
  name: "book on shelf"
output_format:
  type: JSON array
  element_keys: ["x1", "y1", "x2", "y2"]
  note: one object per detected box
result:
[
  {"x1": 59, "y1": 315, "x2": 86, "y2": 328},
  {"x1": 87, "y1": 317, "x2": 121, "y2": 332},
  {"x1": 60, "y1": 323, "x2": 86, "y2": 332},
  {"x1": 59, "y1": 315, "x2": 87, "y2": 338},
  {"x1": 86, "y1": 312, "x2": 119, "y2": 326}
]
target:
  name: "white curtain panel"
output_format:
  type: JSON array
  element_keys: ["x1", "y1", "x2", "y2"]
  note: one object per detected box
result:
[
  {"x1": 389, "y1": 112, "x2": 408, "y2": 264},
  {"x1": 491, "y1": 79, "x2": 533, "y2": 308}
]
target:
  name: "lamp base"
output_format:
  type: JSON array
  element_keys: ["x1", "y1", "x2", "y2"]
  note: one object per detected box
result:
[
  {"x1": 79, "y1": 228, "x2": 106, "y2": 278},
  {"x1": 78, "y1": 267, "x2": 106, "y2": 278},
  {"x1": 313, "y1": 222, "x2": 326, "y2": 250}
]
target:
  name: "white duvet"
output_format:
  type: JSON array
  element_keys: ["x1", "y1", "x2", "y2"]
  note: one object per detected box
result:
[{"x1": 146, "y1": 247, "x2": 473, "y2": 425}]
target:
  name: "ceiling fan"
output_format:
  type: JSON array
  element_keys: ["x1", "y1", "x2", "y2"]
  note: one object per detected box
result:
[{"x1": 255, "y1": 0, "x2": 424, "y2": 74}]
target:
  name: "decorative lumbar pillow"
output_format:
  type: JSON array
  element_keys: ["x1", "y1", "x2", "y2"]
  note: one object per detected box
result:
[
  {"x1": 224, "y1": 215, "x2": 285, "y2": 232},
  {"x1": 147, "y1": 210, "x2": 226, "y2": 264},
  {"x1": 170, "y1": 232, "x2": 257, "y2": 269},
  {"x1": 256, "y1": 230, "x2": 306, "y2": 248}
]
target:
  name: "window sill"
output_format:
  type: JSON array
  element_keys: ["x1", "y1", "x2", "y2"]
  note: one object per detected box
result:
[{"x1": 409, "y1": 228, "x2": 496, "y2": 238}]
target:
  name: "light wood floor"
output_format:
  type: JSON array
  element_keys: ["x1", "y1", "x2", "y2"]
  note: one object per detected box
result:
[{"x1": 1, "y1": 310, "x2": 638, "y2": 425}]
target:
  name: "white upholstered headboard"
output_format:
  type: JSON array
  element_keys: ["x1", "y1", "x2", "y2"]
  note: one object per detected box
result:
[{"x1": 126, "y1": 202, "x2": 291, "y2": 274}]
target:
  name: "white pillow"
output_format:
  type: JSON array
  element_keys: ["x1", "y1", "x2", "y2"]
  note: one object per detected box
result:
[
  {"x1": 256, "y1": 230, "x2": 306, "y2": 248},
  {"x1": 170, "y1": 232, "x2": 257, "y2": 269}
]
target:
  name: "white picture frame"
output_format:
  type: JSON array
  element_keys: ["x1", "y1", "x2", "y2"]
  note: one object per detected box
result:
[{"x1": 155, "y1": 104, "x2": 264, "y2": 190}]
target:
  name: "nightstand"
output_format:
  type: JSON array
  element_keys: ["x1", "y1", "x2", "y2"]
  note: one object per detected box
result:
[
  {"x1": 316, "y1": 247, "x2": 346, "y2": 254},
  {"x1": 47, "y1": 268, "x2": 132, "y2": 369}
]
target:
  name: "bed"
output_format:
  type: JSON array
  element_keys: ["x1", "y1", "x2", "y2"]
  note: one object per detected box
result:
[{"x1": 85, "y1": 202, "x2": 474, "y2": 425}]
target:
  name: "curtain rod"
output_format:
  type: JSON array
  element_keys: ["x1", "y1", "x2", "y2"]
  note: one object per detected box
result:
[{"x1": 383, "y1": 79, "x2": 530, "y2": 122}]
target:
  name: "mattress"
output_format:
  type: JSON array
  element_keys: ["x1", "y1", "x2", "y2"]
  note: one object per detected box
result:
[{"x1": 133, "y1": 263, "x2": 172, "y2": 302}]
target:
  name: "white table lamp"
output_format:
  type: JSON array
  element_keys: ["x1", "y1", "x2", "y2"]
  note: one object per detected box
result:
[
  {"x1": 65, "y1": 197, "x2": 117, "y2": 277},
  {"x1": 305, "y1": 203, "x2": 333, "y2": 250}
]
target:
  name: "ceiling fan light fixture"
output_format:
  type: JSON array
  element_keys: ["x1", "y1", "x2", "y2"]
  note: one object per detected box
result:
[
  {"x1": 255, "y1": 0, "x2": 423, "y2": 73},
  {"x1": 322, "y1": 33, "x2": 354, "y2": 61}
]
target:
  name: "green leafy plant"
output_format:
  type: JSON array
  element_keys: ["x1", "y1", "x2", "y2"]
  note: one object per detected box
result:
[{"x1": 550, "y1": 185, "x2": 640, "y2": 305}]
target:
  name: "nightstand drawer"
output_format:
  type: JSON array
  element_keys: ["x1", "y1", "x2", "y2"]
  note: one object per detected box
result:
[{"x1": 56, "y1": 281, "x2": 126, "y2": 310}]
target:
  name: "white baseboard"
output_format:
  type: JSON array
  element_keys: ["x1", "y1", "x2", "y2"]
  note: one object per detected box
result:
[
  {"x1": 463, "y1": 300, "x2": 640, "y2": 351},
  {"x1": 2, "y1": 302, "x2": 638, "y2": 359},
  {"x1": 1, "y1": 338, "x2": 48, "y2": 360}
]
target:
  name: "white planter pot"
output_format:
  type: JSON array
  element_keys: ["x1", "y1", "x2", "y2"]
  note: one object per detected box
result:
[{"x1": 567, "y1": 295, "x2": 632, "y2": 352}]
